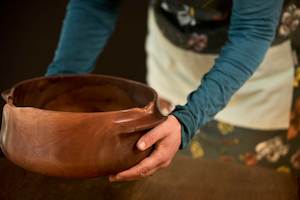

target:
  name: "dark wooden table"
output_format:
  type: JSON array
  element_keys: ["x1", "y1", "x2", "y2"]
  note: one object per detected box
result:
[{"x1": 0, "y1": 155, "x2": 298, "y2": 200}]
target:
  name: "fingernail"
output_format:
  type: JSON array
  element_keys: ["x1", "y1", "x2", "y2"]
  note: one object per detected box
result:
[
  {"x1": 109, "y1": 176, "x2": 114, "y2": 182},
  {"x1": 137, "y1": 141, "x2": 146, "y2": 150},
  {"x1": 109, "y1": 176, "x2": 117, "y2": 182}
]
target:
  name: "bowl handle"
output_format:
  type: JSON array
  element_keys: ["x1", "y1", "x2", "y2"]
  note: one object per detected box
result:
[{"x1": 1, "y1": 89, "x2": 11, "y2": 103}]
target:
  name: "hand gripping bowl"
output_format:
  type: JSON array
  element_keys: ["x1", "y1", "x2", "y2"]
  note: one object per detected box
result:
[{"x1": 0, "y1": 74, "x2": 165, "y2": 178}]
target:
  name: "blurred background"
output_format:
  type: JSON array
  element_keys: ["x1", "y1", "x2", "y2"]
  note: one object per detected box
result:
[
  {"x1": 1, "y1": 1, "x2": 300, "y2": 199},
  {"x1": 0, "y1": 0, "x2": 300, "y2": 114},
  {"x1": 0, "y1": 0, "x2": 149, "y2": 118}
]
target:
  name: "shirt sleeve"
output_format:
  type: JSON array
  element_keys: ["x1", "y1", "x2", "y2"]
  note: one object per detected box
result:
[
  {"x1": 172, "y1": 0, "x2": 284, "y2": 148},
  {"x1": 46, "y1": 0, "x2": 121, "y2": 76}
]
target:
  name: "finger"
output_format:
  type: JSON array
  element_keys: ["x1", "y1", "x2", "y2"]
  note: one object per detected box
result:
[
  {"x1": 160, "y1": 160, "x2": 172, "y2": 169},
  {"x1": 109, "y1": 166, "x2": 160, "y2": 182},
  {"x1": 137, "y1": 125, "x2": 167, "y2": 151},
  {"x1": 109, "y1": 159, "x2": 172, "y2": 182},
  {"x1": 109, "y1": 148, "x2": 166, "y2": 182}
]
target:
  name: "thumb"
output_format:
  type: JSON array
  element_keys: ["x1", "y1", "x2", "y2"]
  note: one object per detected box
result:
[{"x1": 137, "y1": 127, "x2": 165, "y2": 151}]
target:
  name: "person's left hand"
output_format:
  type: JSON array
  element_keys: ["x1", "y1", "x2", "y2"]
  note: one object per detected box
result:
[{"x1": 109, "y1": 115, "x2": 181, "y2": 182}]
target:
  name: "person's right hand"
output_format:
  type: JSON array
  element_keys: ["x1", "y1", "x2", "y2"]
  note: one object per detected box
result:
[{"x1": 109, "y1": 114, "x2": 181, "y2": 182}]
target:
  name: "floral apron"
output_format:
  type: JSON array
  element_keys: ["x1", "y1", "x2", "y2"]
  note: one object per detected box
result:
[{"x1": 147, "y1": 0, "x2": 300, "y2": 176}]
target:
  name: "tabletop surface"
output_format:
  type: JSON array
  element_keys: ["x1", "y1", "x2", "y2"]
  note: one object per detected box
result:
[{"x1": 0, "y1": 155, "x2": 298, "y2": 200}]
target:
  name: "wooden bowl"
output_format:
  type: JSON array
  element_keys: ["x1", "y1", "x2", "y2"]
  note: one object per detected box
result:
[{"x1": 0, "y1": 74, "x2": 165, "y2": 178}]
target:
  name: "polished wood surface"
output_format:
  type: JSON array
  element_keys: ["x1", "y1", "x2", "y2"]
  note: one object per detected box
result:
[
  {"x1": 0, "y1": 75, "x2": 165, "y2": 178},
  {"x1": 0, "y1": 155, "x2": 298, "y2": 200}
]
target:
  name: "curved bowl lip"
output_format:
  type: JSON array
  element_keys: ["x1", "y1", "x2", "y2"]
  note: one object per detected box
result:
[{"x1": 4, "y1": 74, "x2": 160, "y2": 116}]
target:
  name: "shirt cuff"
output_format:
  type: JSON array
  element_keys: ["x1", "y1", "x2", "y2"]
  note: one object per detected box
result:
[{"x1": 171, "y1": 105, "x2": 198, "y2": 149}]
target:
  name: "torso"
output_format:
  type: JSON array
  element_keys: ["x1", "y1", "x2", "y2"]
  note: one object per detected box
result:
[{"x1": 151, "y1": 0, "x2": 300, "y2": 53}]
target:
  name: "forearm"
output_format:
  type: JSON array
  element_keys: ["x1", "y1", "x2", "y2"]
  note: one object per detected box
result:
[
  {"x1": 46, "y1": 0, "x2": 120, "y2": 76},
  {"x1": 172, "y1": 0, "x2": 284, "y2": 148}
]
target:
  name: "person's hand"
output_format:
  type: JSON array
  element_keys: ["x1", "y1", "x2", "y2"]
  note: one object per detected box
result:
[{"x1": 109, "y1": 115, "x2": 181, "y2": 182}]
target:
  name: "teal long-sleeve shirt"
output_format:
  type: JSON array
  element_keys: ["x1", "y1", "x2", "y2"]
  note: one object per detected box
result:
[{"x1": 46, "y1": 0, "x2": 284, "y2": 148}]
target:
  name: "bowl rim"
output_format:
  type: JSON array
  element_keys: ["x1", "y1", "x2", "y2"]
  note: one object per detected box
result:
[{"x1": 2, "y1": 74, "x2": 160, "y2": 115}]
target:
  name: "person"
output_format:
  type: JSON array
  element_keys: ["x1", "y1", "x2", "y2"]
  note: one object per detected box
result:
[{"x1": 46, "y1": 0, "x2": 300, "y2": 182}]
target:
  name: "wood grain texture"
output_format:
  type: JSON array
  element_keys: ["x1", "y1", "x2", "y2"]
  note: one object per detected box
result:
[{"x1": 0, "y1": 75, "x2": 165, "y2": 178}]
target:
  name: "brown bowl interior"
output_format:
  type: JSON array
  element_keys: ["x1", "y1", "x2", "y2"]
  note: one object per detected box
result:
[{"x1": 10, "y1": 75, "x2": 155, "y2": 113}]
